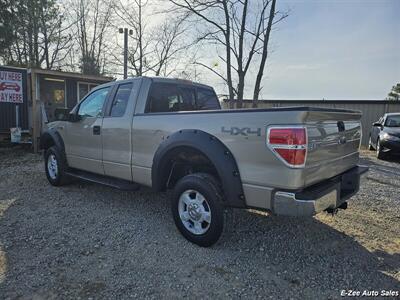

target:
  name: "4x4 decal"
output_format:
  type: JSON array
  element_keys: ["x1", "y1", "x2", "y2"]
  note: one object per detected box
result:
[{"x1": 221, "y1": 126, "x2": 261, "y2": 136}]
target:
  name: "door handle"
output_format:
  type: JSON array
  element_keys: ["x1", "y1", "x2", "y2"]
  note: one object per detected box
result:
[{"x1": 93, "y1": 126, "x2": 101, "y2": 135}]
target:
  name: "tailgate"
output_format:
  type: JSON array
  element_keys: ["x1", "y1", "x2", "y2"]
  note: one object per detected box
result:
[{"x1": 304, "y1": 109, "x2": 362, "y2": 186}]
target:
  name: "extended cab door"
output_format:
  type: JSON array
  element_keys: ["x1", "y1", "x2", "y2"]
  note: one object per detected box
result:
[
  {"x1": 101, "y1": 80, "x2": 138, "y2": 180},
  {"x1": 64, "y1": 86, "x2": 112, "y2": 174}
]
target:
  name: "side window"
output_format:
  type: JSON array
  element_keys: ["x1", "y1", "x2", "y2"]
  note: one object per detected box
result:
[
  {"x1": 196, "y1": 88, "x2": 220, "y2": 110},
  {"x1": 110, "y1": 83, "x2": 133, "y2": 117},
  {"x1": 146, "y1": 83, "x2": 196, "y2": 113},
  {"x1": 78, "y1": 87, "x2": 110, "y2": 118}
]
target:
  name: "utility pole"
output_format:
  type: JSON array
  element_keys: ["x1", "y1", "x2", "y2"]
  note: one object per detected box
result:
[{"x1": 119, "y1": 28, "x2": 133, "y2": 79}]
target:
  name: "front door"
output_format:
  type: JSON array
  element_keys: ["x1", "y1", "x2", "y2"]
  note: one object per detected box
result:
[{"x1": 64, "y1": 86, "x2": 111, "y2": 174}]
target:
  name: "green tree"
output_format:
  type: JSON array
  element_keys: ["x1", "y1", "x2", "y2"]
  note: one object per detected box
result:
[
  {"x1": 80, "y1": 54, "x2": 101, "y2": 75},
  {"x1": 387, "y1": 83, "x2": 400, "y2": 100},
  {"x1": 0, "y1": 0, "x2": 72, "y2": 69},
  {"x1": 0, "y1": 0, "x2": 15, "y2": 60},
  {"x1": 70, "y1": 0, "x2": 114, "y2": 75}
]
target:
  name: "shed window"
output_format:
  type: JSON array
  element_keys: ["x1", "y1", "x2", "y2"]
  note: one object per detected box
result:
[{"x1": 78, "y1": 82, "x2": 98, "y2": 102}]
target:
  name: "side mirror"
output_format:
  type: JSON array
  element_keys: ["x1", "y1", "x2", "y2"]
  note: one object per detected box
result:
[
  {"x1": 68, "y1": 113, "x2": 81, "y2": 122},
  {"x1": 54, "y1": 108, "x2": 71, "y2": 121},
  {"x1": 373, "y1": 122, "x2": 383, "y2": 128}
]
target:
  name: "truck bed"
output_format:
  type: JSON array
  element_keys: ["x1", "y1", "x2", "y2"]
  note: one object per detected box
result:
[{"x1": 131, "y1": 106, "x2": 362, "y2": 197}]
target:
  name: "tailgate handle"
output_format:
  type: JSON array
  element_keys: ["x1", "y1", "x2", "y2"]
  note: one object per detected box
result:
[{"x1": 337, "y1": 121, "x2": 345, "y2": 132}]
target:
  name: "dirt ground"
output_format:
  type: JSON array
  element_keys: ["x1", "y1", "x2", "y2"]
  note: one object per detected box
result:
[{"x1": 0, "y1": 147, "x2": 399, "y2": 299}]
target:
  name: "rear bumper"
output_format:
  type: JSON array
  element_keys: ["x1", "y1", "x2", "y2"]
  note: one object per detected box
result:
[{"x1": 272, "y1": 165, "x2": 369, "y2": 216}]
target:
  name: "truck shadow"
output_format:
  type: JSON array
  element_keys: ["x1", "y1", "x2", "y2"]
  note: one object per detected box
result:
[{"x1": 0, "y1": 182, "x2": 399, "y2": 298}]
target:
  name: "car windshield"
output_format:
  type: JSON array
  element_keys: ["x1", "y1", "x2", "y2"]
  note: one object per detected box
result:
[{"x1": 385, "y1": 115, "x2": 400, "y2": 127}]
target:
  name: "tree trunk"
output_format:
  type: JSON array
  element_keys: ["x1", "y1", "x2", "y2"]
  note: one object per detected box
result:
[
  {"x1": 236, "y1": 72, "x2": 245, "y2": 109},
  {"x1": 27, "y1": 7, "x2": 33, "y2": 67},
  {"x1": 236, "y1": 0, "x2": 248, "y2": 109},
  {"x1": 138, "y1": 0, "x2": 144, "y2": 76},
  {"x1": 222, "y1": 0, "x2": 234, "y2": 109},
  {"x1": 252, "y1": 0, "x2": 276, "y2": 107}
]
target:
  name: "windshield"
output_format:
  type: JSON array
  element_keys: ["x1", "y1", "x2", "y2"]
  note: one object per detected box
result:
[{"x1": 385, "y1": 115, "x2": 400, "y2": 127}]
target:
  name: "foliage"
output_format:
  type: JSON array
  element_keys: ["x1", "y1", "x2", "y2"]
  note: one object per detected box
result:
[
  {"x1": 80, "y1": 54, "x2": 101, "y2": 75},
  {"x1": 0, "y1": 0, "x2": 287, "y2": 84},
  {"x1": 0, "y1": 0, "x2": 15, "y2": 58},
  {"x1": 110, "y1": 0, "x2": 190, "y2": 77},
  {"x1": 387, "y1": 83, "x2": 400, "y2": 101},
  {"x1": 168, "y1": 0, "x2": 288, "y2": 108},
  {"x1": 0, "y1": 0, "x2": 72, "y2": 69}
]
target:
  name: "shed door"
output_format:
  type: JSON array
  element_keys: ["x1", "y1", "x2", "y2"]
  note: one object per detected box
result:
[{"x1": 40, "y1": 77, "x2": 66, "y2": 122}]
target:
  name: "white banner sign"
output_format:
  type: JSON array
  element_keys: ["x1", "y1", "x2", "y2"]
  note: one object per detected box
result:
[{"x1": 0, "y1": 70, "x2": 23, "y2": 103}]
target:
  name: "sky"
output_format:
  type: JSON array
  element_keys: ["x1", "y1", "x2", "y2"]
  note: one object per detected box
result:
[
  {"x1": 250, "y1": 0, "x2": 400, "y2": 100},
  {"x1": 127, "y1": 0, "x2": 399, "y2": 100}
]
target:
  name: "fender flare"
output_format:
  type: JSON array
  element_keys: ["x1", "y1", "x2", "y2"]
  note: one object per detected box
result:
[
  {"x1": 152, "y1": 129, "x2": 246, "y2": 208},
  {"x1": 40, "y1": 128, "x2": 65, "y2": 152}
]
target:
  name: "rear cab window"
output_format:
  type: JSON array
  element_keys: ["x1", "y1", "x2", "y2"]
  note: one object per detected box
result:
[
  {"x1": 109, "y1": 82, "x2": 133, "y2": 117},
  {"x1": 145, "y1": 82, "x2": 220, "y2": 113},
  {"x1": 196, "y1": 87, "x2": 220, "y2": 110}
]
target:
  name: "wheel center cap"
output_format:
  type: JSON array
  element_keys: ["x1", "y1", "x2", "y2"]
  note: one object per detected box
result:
[{"x1": 188, "y1": 203, "x2": 202, "y2": 220}]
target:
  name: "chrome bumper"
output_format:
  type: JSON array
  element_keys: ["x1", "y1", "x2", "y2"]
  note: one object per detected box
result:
[{"x1": 272, "y1": 165, "x2": 368, "y2": 217}]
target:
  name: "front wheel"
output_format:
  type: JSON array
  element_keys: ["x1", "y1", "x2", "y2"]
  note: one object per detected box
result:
[
  {"x1": 171, "y1": 173, "x2": 224, "y2": 247},
  {"x1": 368, "y1": 136, "x2": 374, "y2": 150},
  {"x1": 45, "y1": 146, "x2": 70, "y2": 186},
  {"x1": 376, "y1": 138, "x2": 386, "y2": 160}
]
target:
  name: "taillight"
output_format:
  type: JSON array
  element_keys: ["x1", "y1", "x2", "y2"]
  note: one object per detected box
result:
[{"x1": 267, "y1": 127, "x2": 307, "y2": 167}]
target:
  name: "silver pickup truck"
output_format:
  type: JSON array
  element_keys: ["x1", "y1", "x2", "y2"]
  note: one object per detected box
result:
[{"x1": 41, "y1": 77, "x2": 368, "y2": 246}]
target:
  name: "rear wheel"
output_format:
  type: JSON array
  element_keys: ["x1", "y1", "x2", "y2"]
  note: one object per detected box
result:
[
  {"x1": 376, "y1": 138, "x2": 386, "y2": 160},
  {"x1": 171, "y1": 173, "x2": 224, "y2": 247},
  {"x1": 45, "y1": 146, "x2": 70, "y2": 186}
]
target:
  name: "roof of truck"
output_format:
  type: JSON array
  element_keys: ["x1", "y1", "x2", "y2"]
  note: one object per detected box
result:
[
  {"x1": 144, "y1": 76, "x2": 213, "y2": 89},
  {"x1": 106, "y1": 76, "x2": 213, "y2": 90}
]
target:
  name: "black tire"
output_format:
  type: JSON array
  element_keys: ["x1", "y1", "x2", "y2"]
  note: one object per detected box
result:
[
  {"x1": 171, "y1": 173, "x2": 224, "y2": 247},
  {"x1": 368, "y1": 136, "x2": 374, "y2": 150},
  {"x1": 44, "y1": 146, "x2": 70, "y2": 186},
  {"x1": 376, "y1": 138, "x2": 386, "y2": 160}
]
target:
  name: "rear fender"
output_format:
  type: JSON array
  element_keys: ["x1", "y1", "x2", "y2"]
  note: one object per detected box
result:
[{"x1": 152, "y1": 129, "x2": 246, "y2": 208}]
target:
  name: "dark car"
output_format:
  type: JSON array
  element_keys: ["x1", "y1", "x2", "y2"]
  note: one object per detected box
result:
[{"x1": 369, "y1": 113, "x2": 400, "y2": 159}]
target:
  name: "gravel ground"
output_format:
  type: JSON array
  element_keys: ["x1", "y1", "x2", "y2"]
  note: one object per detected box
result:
[{"x1": 0, "y1": 147, "x2": 399, "y2": 299}]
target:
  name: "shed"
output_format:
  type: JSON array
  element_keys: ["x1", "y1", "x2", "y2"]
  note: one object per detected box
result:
[{"x1": 0, "y1": 67, "x2": 113, "y2": 150}]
